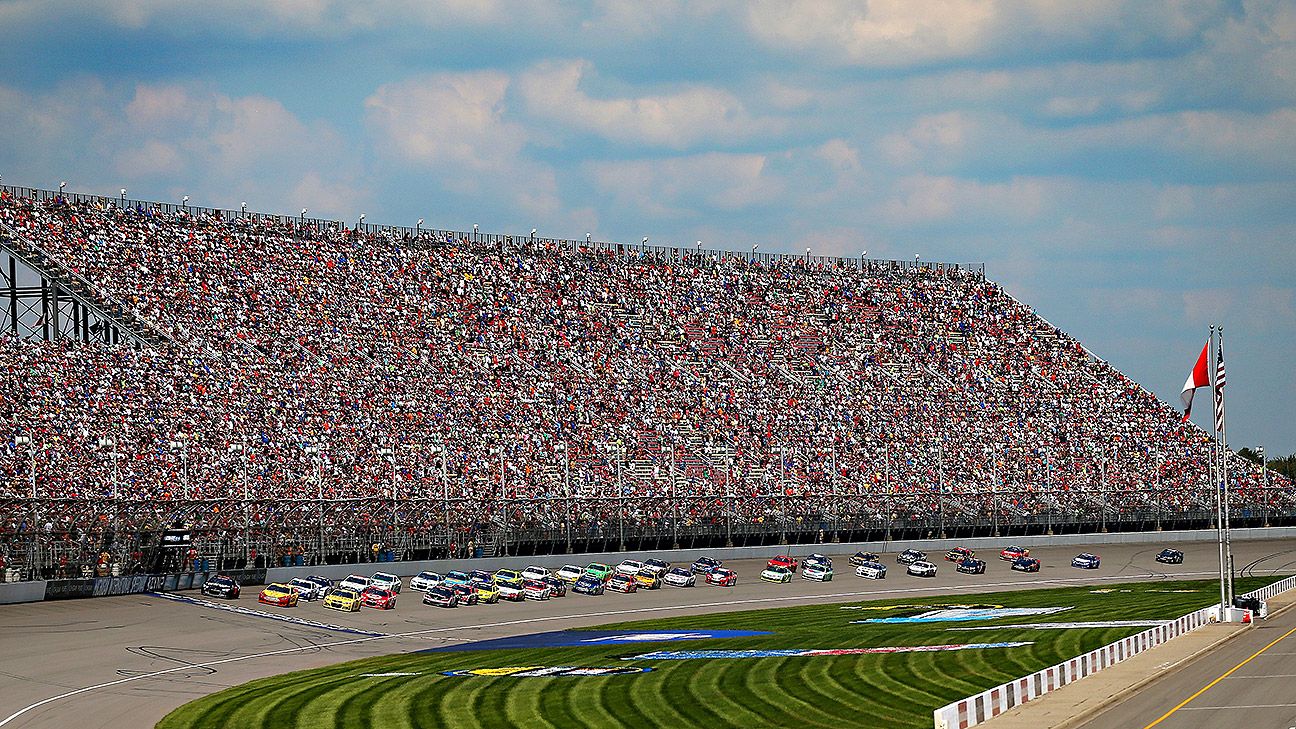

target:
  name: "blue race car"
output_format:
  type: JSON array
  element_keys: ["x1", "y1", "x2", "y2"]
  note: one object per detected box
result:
[
  {"x1": 1155, "y1": 548, "x2": 1184, "y2": 564},
  {"x1": 1012, "y1": 557, "x2": 1041, "y2": 573},
  {"x1": 1071, "y1": 553, "x2": 1101, "y2": 569},
  {"x1": 572, "y1": 575, "x2": 606, "y2": 595},
  {"x1": 956, "y1": 557, "x2": 986, "y2": 575},
  {"x1": 691, "y1": 556, "x2": 722, "y2": 575}
]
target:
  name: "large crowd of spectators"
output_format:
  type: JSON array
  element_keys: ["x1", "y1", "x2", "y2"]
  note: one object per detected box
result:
[{"x1": 0, "y1": 189, "x2": 1286, "y2": 562}]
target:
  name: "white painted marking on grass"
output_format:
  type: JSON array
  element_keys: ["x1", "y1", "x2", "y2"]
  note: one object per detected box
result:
[{"x1": 0, "y1": 567, "x2": 1227, "y2": 727}]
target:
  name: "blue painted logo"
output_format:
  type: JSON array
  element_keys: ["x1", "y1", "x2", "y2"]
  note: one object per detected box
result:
[{"x1": 425, "y1": 629, "x2": 769, "y2": 653}]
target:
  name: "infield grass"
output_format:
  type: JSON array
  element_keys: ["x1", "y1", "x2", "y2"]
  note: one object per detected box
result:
[{"x1": 158, "y1": 577, "x2": 1268, "y2": 729}]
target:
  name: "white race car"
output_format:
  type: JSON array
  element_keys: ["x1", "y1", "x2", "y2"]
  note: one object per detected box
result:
[
  {"x1": 643, "y1": 558, "x2": 671, "y2": 577},
  {"x1": 370, "y1": 572, "x2": 402, "y2": 593},
  {"x1": 523, "y1": 580, "x2": 553, "y2": 600},
  {"x1": 802, "y1": 563, "x2": 834, "y2": 581},
  {"x1": 855, "y1": 562, "x2": 888, "y2": 579},
  {"x1": 907, "y1": 560, "x2": 939, "y2": 577},
  {"x1": 408, "y1": 571, "x2": 444, "y2": 592},
  {"x1": 663, "y1": 567, "x2": 696, "y2": 587},
  {"x1": 338, "y1": 574, "x2": 372, "y2": 593},
  {"x1": 497, "y1": 582, "x2": 526, "y2": 602},
  {"x1": 616, "y1": 559, "x2": 646, "y2": 576},
  {"x1": 287, "y1": 577, "x2": 324, "y2": 600},
  {"x1": 761, "y1": 565, "x2": 794, "y2": 583},
  {"x1": 521, "y1": 565, "x2": 550, "y2": 582},
  {"x1": 556, "y1": 564, "x2": 584, "y2": 583}
]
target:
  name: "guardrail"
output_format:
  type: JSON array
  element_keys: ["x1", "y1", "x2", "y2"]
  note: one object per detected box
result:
[{"x1": 932, "y1": 574, "x2": 1296, "y2": 728}]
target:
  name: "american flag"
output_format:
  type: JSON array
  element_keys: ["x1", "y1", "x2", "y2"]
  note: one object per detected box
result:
[{"x1": 1213, "y1": 344, "x2": 1226, "y2": 433}]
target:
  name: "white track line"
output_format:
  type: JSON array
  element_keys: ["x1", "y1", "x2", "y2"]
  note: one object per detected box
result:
[{"x1": 0, "y1": 568, "x2": 1231, "y2": 727}]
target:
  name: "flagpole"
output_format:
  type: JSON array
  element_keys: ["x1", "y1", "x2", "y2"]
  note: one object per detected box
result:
[
  {"x1": 1219, "y1": 326, "x2": 1234, "y2": 604},
  {"x1": 1210, "y1": 324, "x2": 1226, "y2": 612}
]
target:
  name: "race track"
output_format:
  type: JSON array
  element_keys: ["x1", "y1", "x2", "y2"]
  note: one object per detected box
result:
[{"x1": 1, "y1": 538, "x2": 1292, "y2": 729}]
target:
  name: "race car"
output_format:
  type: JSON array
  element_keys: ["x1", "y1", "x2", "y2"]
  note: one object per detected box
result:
[
  {"x1": 616, "y1": 559, "x2": 646, "y2": 576},
  {"x1": 761, "y1": 565, "x2": 794, "y2": 583},
  {"x1": 633, "y1": 572, "x2": 663, "y2": 590},
  {"x1": 523, "y1": 579, "x2": 553, "y2": 600},
  {"x1": 803, "y1": 553, "x2": 832, "y2": 569},
  {"x1": 493, "y1": 569, "x2": 524, "y2": 588},
  {"x1": 1000, "y1": 545, "x2": 1030, "y2": 561},
  {"x1": 802, "y1": 562, "x2": 834, "y2": 581},
  {"x1": 707, "y1": 568, "x2": 738, "y2": 587},
  {"x1": 897, "y1": 549, "x2": 927, "y2": 565},
  {"x1": 767, "y1": 555, "x2": 799, "y2": 572},
  {"x1": 338, "y1": 574, "x2": 372, "y2": 593},
  {"x1": 849, "y1": 551, "x2": 881, "y2": 566},
  {"x1": 664, "y1": 567, "x2": 696, "y2": 587},
  {"x1": 945, "y1": 547, "x2": 975, "y2": 562},
  {"x1": 449, "y1": 582, "x2": 479, "y2": 605},
  {"x1": 907, "y1": 560, "x2": 939, "y2": 578},
  {"x1": 306, "y1": 575, "x2": 334, "y2": 597},
  {"x1": 423, "y1": 585, "x2": 459, "y2": 608},
  {"x1": 855, "y1": 562, "x2": 887, "y2": 579},
  {"x1": 1071, "y1": 553, "x2": 1101, "y2": 569},
  {"x1": 443, "y1": 570, "x2": 471, "y2": 586},
  {"x1": 542, "y1": 576, "x2": 568, "y2": 596},
  {"x1": 201, "y1": 574, "x2": 241, "y2": 599},
  {"x1": 288, "y1": 577, "x2": 325, "y2": 600},
  {"x1": 584, "y1": 563, "x2": 615, "y2": 582},
  {"x1": 258, "y1": 583, "x2": 300, "y2": 607},
  {"x1": 497, "y1": 582, "x2": 526, "y2": 602},
  {"x1": 409, "y1": 571, "x2": 444, "y2": 592},
  {"x1": 521, "y1": 565, "x2": 550, "y2": 582},
  {"x1": 607, "y1": 574, "x2": 638, "y2": 593},
  {"x1": 469, "y1": 569, "x2": 495, "y2": 584},
  {"x1": 1012, "y1": 557, "x2": 1042, "y2": 573},
  {"x1": 956, "y1": 557, "x2": 987, "y2": 575},
  {"x1": 470, "y1": 580, "x2": 501, "y2": 604},
  {"x1": 572, "y1": 575, "x2": 606, "y2": 595},
  {"x1": 643, "y1": 558, "x2": 671, "y2": 577},
  {"x1": 556, "y1": 564, "x2": 585, "y2": 583},
  {"x1": 371, "y1": 572, "x2": 402, "y2": 593},
  {"x1": 323, "y1": 587, "x2": 362, "y2": 612},
  {"x1": 1156, "y1": 548, "x2": 1185, "y2": 564},
  {"x1": 360, "y1": 586, "x2": 397, "y2": 609},
  {"x1": 691, "y1": 556, "x2": 722, "y2": 575}
]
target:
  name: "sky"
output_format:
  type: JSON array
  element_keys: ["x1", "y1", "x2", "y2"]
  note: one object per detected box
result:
[{"x1": 0, "y1": 0, "x2": 1292, "y2": 454}]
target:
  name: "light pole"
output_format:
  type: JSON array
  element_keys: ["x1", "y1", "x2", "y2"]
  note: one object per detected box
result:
[
  {"x1": 1260, "y1": 445, "x2": 1268, "y2": 527},
  {"x1": 1155, "y1": 453, "x2": 1164, "y2": 532},
  {"x1": 229, "y1": 442, "x2": 250, "y2": 557},
  {"x1": 416, "y1": 218, "x2": 423, "y2": 236},
  {"x1": 358, "y1": 213, "x2": 365, "y2": 231},
  {"x1": 498, "y1": 443, "x2": 509, "y2": 556},
  {"x1": 615, "y1": 441, "x2": 626, "y2": 551},
  {"x1": 240, "y1": 201, "x2": 247, "y2": 218},
  {"x1": 16, "y1": 432, "x2": 37, "y2": 571},
  {"x1": 379, "y1": 443, "x2": 397, "y2": 539},
  {"x1": 433, "y1": 440, "x2": 450, "y2": 556},
  {"x1": 304, "y1": 443, "x2": 323, "y2": 560},
  {"x1": 558, "y1": 441, "x2": 571, "y2": 553},
  {"x1": 59, "y1": 181, "x2": 66, "y2": 198},
  {"x1": 830, "y1": 446, "x2": 840, "y2": 542},
  {"x1": 779, "y1": 445, "x2": 788, "y2": 545},
  {"x1": 727, "y1": 452, "x2": 736, "y2": 547},
  {"x1": 119, "y1": 188, "x2": 126, "y2": 206},
  {"x1": 98, "y1": 435, "x2": 119, "y2": 542},
  {"x1": 473, "y1": 223, "x2": 478, "y2": 242},
  {"x1": 669, "y1": 441, "x2": 680, "y2": 549},
  {"x1": 300, "y1": 208, "x2": 308, "y2": 226},
  {"x1": 168, "y1": 436, "x2": 190, "y2": 500},
  {"x1": 182, "y1": 195, "x2": 189, "y2": 210},
  {"x1": 937, "y1": 443, "x2": 946, "y2": 539}
]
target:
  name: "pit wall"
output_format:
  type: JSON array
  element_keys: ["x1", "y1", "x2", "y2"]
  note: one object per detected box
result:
[
  {"x1": 931, "y1": 573, "x2": 1296, "y2": 729},
  {"x1": 2, "y1": 525, "x2": 1292, "y2": 605}
]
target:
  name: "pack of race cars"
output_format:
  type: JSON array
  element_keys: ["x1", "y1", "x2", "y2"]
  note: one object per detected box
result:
[{"x1": 208, "y1": 545, "x2": 1188, "y2": 611}]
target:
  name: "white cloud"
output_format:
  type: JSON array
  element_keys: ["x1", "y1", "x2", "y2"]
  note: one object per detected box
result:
[
  {"x1": 586, "y1": 152, "x2": 780, "y2": 218},
  {"x1": 517, "y1": 60, "x2": 776, "y2": 148},
  {"x1": 878, "y1": 174, "x2": 1052, "y2": 225}
]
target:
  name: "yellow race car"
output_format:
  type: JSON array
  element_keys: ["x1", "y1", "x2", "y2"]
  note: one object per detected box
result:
[
  {"x1": 472, "y1": 581, "x2": 501, "y2": 604},
  {"x1": 493, "y1": 569, "x2": 524, "y2": 588},
  {"x1": 322, "y1": 587, "x2": 362, "y2": 612},
  {"x1": 258, "y1": 582, "x2": 300, "y2": 607},
  {"x1": 632, "y1": 572, "x2": 662, "y2": 590}
]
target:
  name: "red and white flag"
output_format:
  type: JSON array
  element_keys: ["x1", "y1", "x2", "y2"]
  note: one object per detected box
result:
[
  {"x1": 1180, "y1": 339, "x2": 1210, "y2": 421},
  {"x1": 1214, "y1": 342, "x2": 1226, "y2": 433}
]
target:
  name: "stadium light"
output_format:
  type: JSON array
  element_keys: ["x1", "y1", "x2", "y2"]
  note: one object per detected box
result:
[
  {"x1": 59, "y1": 181, "x2": 66, "y2": 196},
  {"x1": 416, "y1": 218, "x2": 423, "y2": 235},
  {"x1": 120, "y1": 188, "x2": 126, "y2": 205},
  {"x1": 586, "y1": 232, "x2": 591, "y2": 244},
  {"x1": 531, "y1": 228, "x2": 537, "y2": 242},
  {"x1": 182, "y1": 195, "x2": 189, "y2": 207},
  {"x1": 473, "y1": 223, "x2": 478, "y2": 241},
  {"x1": 358, "y1": 213, "x2": 365, "y2": 229},
  {"x1": 241, "y1": 202, "x2": 247, "y2": 217}
]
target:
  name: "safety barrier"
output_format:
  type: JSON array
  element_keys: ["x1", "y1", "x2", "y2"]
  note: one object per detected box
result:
[{"x1": 932, "y1": 575, "x2": 1296, "y2": 728}]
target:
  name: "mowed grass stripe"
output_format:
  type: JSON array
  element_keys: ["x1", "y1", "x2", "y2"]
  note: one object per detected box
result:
[{"x1": 156, "y1": 577, "x2": 1276, "y2": 729}]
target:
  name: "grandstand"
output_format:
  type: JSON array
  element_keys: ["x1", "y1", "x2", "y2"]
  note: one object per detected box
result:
[{"x1": 0, "y1": 184, "x2": 1286, "y2": 578}]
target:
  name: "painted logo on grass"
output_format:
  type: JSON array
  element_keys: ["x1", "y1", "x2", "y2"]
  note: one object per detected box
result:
[
  {"x1": 621, "y1": 642, "x2": 1033, "y2": 660},
  {"x1": 855, "y1": 607, "x2": 1071, "y2": 624},
  {"x1": 948, "y1": 620, "x2": 1169, "y2": 631},
  {"x1": 425, "y1": 629, "x2": 768, "y2": 652},
  {"x1": 440, "y1": 666, "x2": 653, "y2": 677}
]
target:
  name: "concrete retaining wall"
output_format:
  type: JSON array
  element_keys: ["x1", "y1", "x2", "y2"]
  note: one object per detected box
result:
[{"x1": 263, "y1": 525, "x2": 1296, "y2": 584}]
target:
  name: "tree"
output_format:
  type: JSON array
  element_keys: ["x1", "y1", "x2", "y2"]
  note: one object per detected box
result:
[{"x1": 1238, "y1": 447, "x2": 1263, "y2": 465}]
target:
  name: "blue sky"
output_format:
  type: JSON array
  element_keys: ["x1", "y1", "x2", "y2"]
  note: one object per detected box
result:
[{"x1": 1, "y1": 0, "x2": 1293, "y2": 453}]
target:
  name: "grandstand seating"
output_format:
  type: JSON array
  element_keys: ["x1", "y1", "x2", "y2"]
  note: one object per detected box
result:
[{"x1": 0, "y1": 187, "x2": 1286, "y2": 572}]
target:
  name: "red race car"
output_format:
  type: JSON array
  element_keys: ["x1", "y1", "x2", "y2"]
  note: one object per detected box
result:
[
  {"x1": 707, "y1": 568, "x2": 738, "y2": 586},
  {"x1": 767, "y1": 555, "x2": 798, "y2": 572},
  {"x1": 945, "y1": 547, "x2": 975, "y2": 562},
  {"x1": 360, "y1": 586, "x2": 398, "y2": 609},
  {"x1": 1000, "y1": 545, "x2": 1030, "y2": 561}
]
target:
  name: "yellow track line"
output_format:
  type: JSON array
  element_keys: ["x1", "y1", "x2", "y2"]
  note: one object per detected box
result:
[{"x1": 1143, "y1": 622, "x2": 1296, "y2": 728}]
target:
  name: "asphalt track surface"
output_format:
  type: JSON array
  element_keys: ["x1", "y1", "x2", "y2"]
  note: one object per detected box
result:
[
  {"x1": 0, "y1": 539, "x2": 1292, "y2": 729},
  {"x1": 1073, "y1": 548, "x2": 1296, "y2": 729}
]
